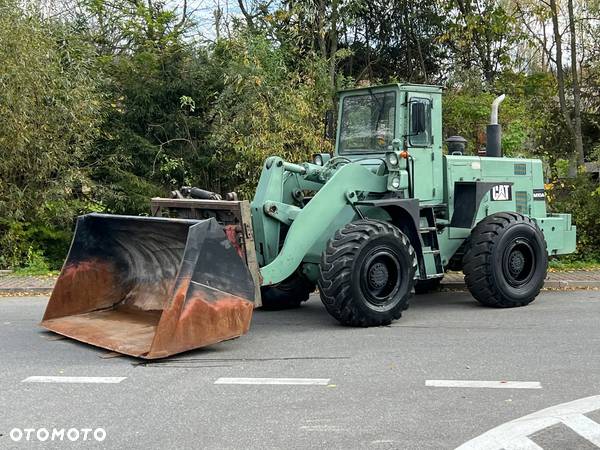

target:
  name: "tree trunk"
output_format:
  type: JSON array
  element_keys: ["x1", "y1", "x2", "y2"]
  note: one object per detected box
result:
[
  {"x1": 329, "y1": 0, "x2": 339, "y2": 91},
  {"x1": 317, "y1": 0, "x2": 327, "y2": 59},
  {"x1": 237, "y1": 0, "x2": 255, "y2": 31},
  {"x1": 567, "y1": 0, "x2": 584, "y2": 174},
  {"x1": 549, "y1": 0, "x2": 578, "y2": 177}
]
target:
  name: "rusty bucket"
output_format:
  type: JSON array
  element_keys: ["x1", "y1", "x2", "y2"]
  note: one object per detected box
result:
[{"x1": 41, "y1": 214, "x2": 256, "y2": 359}]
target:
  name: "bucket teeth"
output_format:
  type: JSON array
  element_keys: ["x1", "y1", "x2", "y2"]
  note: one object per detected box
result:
[{"x1": 41, "y1": 213, "x2": 255, "y2": 359}]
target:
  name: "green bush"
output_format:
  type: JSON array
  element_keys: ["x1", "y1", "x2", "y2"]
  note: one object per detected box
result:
[
  {"x1": 0, "y1": 2, "x2": 104, "y2": 270},
  {"x1": 1, "y1": 1, "x2": 599, "y2": 273},
  {"x1": 548, "y1": 174, "x2": 600, "y2": 261}
]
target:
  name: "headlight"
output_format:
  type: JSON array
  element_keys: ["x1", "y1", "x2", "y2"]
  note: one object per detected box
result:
[
  {"x1": 313, "y1": 154, "x2": 324, "y2": 166},
  {"x1": 386, "y1": 152, "x2": 399, "y2": 167},
  {"x1": 391, "y1": 177, "x2": 401, "y2": 189}
]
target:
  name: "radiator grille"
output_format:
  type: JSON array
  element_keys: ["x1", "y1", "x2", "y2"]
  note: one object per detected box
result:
[
  {"x1": 515, "y1": 191, "x2": 528, "y2": 214},
  {"x1": 514, "y1": 163, "x2": 527, "y2": 175}
]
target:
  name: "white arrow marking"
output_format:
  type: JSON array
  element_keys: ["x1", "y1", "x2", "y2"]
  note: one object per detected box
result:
[
  {"x1": 561, "y1": 414, "x2": 600, "y2": 446},
  {"x1": 456, "y1": 395, "x2": 600, "y2": 450},
  {"x1": 502, "y1": 436, "x2": 544, "y2": 450}
]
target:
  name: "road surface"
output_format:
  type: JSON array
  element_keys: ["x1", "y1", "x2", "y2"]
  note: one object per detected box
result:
[{"x1": 1, "y1": 290, "x2": 599, "y2": 449}]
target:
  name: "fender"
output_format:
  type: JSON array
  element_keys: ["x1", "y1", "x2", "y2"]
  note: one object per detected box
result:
[
  {"x1": 259, "y1": 163, "x2": 387, "y2": 285},
  {"x1": 357, "y1": 197, "x2": 427, "y2": 278}
]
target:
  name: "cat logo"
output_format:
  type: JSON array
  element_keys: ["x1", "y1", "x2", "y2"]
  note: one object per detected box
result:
[{"x1": 491, "y1": 184, "x2": 512, "y2": 201}]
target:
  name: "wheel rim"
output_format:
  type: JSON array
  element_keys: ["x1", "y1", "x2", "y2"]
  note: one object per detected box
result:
[
  {"x1": 502, "y1": 238, "x2": 536, "y2": 287},
  {"x1": 359, "y1": 248, "x2": 401, "y2": 306}
]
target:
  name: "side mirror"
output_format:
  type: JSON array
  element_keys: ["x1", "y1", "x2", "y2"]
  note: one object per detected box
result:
[
  {"x1": 324, "y1": 110, "x2": 335, "y2": 140},
  {"x1": 411, "y1": 102, "x2": 426, "y2": 134}
]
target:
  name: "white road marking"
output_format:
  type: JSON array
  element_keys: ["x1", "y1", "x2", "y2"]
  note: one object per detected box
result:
[
  {"x1": 426, "y1": 380, "x2": 542, "y2": 389},
  {"x1": 456, "y1": 394, "x2": 600, "y2": 450},
  {"x1": 214, "y1": 377, "x2": 330, "y2": 385},
  {"x1": 22, "y1": 376, "x2": 127, "y2": 384},
  {"x1": 561, "y1": 414, "x2": 600, "y2": 446},
  {"x1": 502, "y1": 436, "x2": 544, "y2": 450},
  {"x1": 299, "y1": 425, "x2": 343, "y2": 432}
]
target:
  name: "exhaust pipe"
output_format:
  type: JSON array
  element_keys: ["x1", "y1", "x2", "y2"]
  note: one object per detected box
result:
[{"x1": 486, "y1": 94, "x2": 505, "y2": 157}]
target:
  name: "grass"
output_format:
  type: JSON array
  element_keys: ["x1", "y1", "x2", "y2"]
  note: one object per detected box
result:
[
  {"x1": 11, "y1": 267, "x2": 59, "y2": 277},
  {"x1": 6, "y1": 248, "x2": 60, "y2": 277},
  {"x1": 548, "y1": 257, "x2": 600, "y2": 271}
]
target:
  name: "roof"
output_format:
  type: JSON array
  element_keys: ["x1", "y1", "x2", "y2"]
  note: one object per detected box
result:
[{"x1": 336, "y1": 83, "x2": 443, "y2": 94}]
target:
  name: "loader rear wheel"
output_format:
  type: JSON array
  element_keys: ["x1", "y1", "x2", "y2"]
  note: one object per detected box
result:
[
  {"x1": 318, "y1": 220, "x2": 417, "y2": 327},
  {"x1": 463, "y1": 212, "x2": 548, "y2": 308},
  {"x1": 260, "y1": 273, "x2": 315, "y2": 310}
]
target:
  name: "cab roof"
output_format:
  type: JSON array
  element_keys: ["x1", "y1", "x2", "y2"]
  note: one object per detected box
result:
[{"x1": 336, "y1": 83, "x2": 442, "y2": 95}]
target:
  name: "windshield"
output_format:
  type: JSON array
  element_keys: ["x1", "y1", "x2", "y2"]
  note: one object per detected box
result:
[{"x1": 338, "y1": 91, "x2": 396, "y2": 154}]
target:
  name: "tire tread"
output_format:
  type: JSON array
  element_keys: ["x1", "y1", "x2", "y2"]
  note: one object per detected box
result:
[
  {"x1": 463, "y1": 213, "x2": 547, "y2": 308},
  {"x1": 318, "y1": 220, "x2": 417, "y2": 326}
]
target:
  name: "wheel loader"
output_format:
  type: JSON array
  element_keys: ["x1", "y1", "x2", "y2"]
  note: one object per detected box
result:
[{"x1": 42, "y1": 83, "x2": 576, "y2": 358}]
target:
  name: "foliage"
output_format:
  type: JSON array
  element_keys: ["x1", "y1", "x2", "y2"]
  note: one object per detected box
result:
[
  {"x1": 204, "y1": 34, "x2": 331, "y2": 197},
  {"x1": 0, "y1": 0, "x2": 599, "y2": 270},
  {"x1": 548, "y1": 174, "x2": 600, "y2": 260},
  {"x1": 548, "y1": 258, "x2": 600, "y2": 271},
  {"x1": 0, "y1": 0, "x2": 104, "y2": 269},
  {"x1": 441, "y1": 0, "x2": 522, "y2": 85},
  {"x1": 442, "y1": 72, "x2": 552, "y2": 157}
]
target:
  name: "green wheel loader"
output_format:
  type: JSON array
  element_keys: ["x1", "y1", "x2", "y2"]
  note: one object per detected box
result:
[{"x1": 42, "y1": 83, "x2": 576, "y2": 358}]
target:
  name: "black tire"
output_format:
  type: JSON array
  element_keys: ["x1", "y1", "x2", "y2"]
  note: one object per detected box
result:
[
  {"x1": 463, "y1": 212, "x2": 548, "y2": 308},
  {"x1": 260, "y1": 273, "x2": 315, "y2": 310},
  {"x1": 318, "y1": 220, "x2": 417, "y2": 326},
  {"x1": 414, "y1": 277, "x2": 442, "y2": 295}
]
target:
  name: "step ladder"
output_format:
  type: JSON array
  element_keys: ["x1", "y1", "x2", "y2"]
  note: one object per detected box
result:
[{"x1": 419, "y1": 206, "x2": 444, "y2": 279}]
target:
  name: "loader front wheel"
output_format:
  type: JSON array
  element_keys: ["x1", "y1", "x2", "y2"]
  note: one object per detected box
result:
[
  {"x1": 260, "y1": 273, "x2": 315, "y2": 310},
  {"x1": 318, "y1": 220, "x2": 417, "y2": 327},
  {"x1": 463, "y1": 212, "x2": 548, "y2": 308}
]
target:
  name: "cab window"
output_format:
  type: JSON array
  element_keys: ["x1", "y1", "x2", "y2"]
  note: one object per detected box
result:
[
  {"x1": 409, "y1": 98, "x2": 432, "y2": 147},
  {"x1": 338, "y1": 91, "x2": 396, "y2": 153}
]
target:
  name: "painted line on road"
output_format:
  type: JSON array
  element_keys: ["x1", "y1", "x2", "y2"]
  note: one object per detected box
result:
[
  {"x1": 426, "y1": 380, "x2": 542, "y2": 389},
  {"x1": 22, "y1": 376, "x2": 127, "y2": 384},
  {"x1": 501, "y1": 436, "x2": 544, "y2": 450},
  {"x1": 455, "y1": 394, "x2": 600, "y2": 450},
  {"x1": 214, "y1": 377, "x2": 330, "y2": 385},
  {"x1": 560, "y1": 414, "x2": 600, "y2": 446}
]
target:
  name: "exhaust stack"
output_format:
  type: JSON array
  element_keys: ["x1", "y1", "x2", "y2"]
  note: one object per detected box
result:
[{"x1": 486, "y1": 94, "x2": 505, "y2": 157}]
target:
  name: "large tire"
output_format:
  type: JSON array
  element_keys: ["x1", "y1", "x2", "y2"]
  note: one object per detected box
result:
[
  {"x1": 260, "y1": 273, "x2": 315, "y2": 310},
  {"x1": 318, "y1": 220, "x2": 417, "y2": 326},
  {"x1": 414, "y1": 277, "x2": 442, "y2": 295},
  {"x1": 463, "y1": 212, "x2": 548, "y2": 308}
]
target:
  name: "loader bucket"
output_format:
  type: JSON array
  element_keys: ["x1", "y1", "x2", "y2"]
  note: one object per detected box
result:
[{"x1": 41, "y1": 213, "x2": 256, "y2": 359}]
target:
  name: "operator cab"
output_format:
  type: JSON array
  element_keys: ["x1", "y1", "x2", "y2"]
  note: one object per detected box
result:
[{"x1": 319, "y1": 83, "x2": 443, "y2": 202}]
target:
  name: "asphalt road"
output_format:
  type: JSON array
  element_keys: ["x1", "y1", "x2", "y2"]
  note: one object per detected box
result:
[{"x1": 1, "y1": 290, "x2": 600, "y2": 449}]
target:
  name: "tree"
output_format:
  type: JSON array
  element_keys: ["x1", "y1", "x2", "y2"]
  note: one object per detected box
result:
[
  {"x1": 517, "y1": 0, "x2": 587, "y2": 176},
  {"x1": 444, "y1": 0, "x2": 521, "y2": 85},
  {"x1": 0, "y1": 0, "x2": 104, "y2": 268}
]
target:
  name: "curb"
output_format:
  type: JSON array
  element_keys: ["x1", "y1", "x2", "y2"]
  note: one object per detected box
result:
[
  {"x1": 441, "y1": 279, "x2": 600, "y2": 290},
  {"x1": 0, "y1": 287, "x2": 54, "y2": 294},
  {"x1": 542, "y1": 280, "x2": 600, "y2": 289},
  {"x1": 1, "y1": 281, "x2": 599, "y2": 295}
]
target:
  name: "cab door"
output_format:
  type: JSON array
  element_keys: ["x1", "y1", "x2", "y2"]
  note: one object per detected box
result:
[{"x1": 406, "y1": 94, "x2": 436, "y2": 201}]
